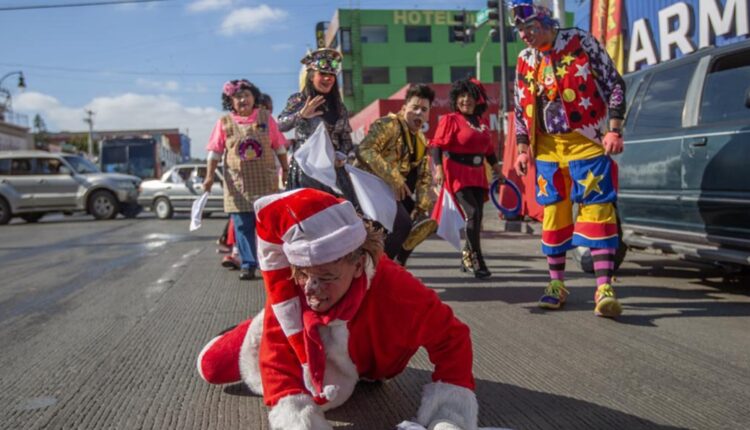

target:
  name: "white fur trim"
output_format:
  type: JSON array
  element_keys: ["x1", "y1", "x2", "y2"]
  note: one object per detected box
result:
[
  {"x1": 271, "y1": 297, "x2": 303, "y2": 337},
  {"x1": 282, "y1": 200, "x2": 366, "y2": 267},
  {"x1": 268, "y1": 393, "x2": 332, "y2": 430},
  {"x1": 364, "y1": 254, "x2": 376, "y2": 289},
  {"x1": 318, "y1": 321, "x2": 358, "y2": 411},
  {"x1": 257, "y1": 237, "x2": 289, "y2": 271},
  {"x1": 417, "y1": 382, "x2": 478, "y2": 430},
  {"x1": 239, "y1": 309, "x2": 264, "y2": 395},
  {"x1": 254, "y1": 188, "x2": 304, "y2": 213}
]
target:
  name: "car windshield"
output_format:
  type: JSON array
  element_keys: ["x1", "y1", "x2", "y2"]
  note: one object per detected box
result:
[{"x1": 62, "y1": 155, "x2": 101, "y2": 174}]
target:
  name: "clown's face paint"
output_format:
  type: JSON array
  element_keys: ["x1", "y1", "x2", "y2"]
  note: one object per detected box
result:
[{"x1": 294, "y1": 254, "x2": 365, "y2": 312}]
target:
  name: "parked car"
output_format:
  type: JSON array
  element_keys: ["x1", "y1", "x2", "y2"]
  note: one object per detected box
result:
[
  {"x1": 0, "y1": 151, "x2": 142, "y2": 225},
  {"x1": 575, "y1": 40, "x2": 750, "y2": 271},
  {"x1": 138, "y1": 163, "x2": 224, "y2": 219}
]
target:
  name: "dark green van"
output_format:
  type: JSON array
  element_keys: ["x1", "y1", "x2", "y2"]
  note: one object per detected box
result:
[{"x1": 614, "y1": 39, "x2": 750, "y2": 268}]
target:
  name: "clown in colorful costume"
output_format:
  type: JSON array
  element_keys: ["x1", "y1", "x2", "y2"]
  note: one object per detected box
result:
[
  {"x1": 510, "y1": 0, "x2": 626, "y2": 317},
  {"x1": 196, "y1": 188, "x2": 477, "y2": 430}
]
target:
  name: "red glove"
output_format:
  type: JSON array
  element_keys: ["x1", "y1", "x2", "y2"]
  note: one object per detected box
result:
[
  {"x1": 602, "y1": 131, "x2": 624, "y2": 155},
  {"x1": 514, "y1": 152, "x2": 530, "y2": 177}
]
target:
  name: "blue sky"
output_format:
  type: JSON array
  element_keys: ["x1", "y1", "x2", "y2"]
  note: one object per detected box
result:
[{"x1": 2, "y1": 0, "x2": 554, "y2": 158}]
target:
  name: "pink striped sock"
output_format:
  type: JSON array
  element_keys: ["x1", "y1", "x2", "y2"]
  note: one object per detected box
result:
[
  {"x1": 591, "y1": 248, "x2": 615, "y2": 286},
  {"x1": 547, "y1": 254, "x2": 566, "y2": 281}
]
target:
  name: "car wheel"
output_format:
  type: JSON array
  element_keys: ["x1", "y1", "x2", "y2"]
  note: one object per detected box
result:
[
  {"x1": 20, "y1": 212, "x2": 45, "y2": 223},
  {"x1": 0, "y1": 197, "x2": 11, "y2": 225},
  {"x1": 153, "y1": 197, "x2": 173, "y2": 219},
  {"x1": 89, "y1": 190, "x2": 119, "y2": 220}
]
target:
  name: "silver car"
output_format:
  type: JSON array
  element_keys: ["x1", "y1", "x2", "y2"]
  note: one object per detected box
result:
[
  {"x1": 0, "y1": 151, "x2": 141, "y2": 225},
  {"x1": 137, "y1": 163, "x2": 224, "y2": 219}
]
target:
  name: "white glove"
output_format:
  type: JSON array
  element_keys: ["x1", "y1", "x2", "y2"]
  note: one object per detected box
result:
[
  {"x1": 268, "y1": 394, "x2": 332, "y2": 430},
  {"x1": 429, "y1": 420, "x2": 464, "y2": 430}
]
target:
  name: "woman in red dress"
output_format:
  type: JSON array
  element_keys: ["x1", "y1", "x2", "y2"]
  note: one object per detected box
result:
[{"x1": 431, "y1": 78, "x2": 502, "y2": 278}]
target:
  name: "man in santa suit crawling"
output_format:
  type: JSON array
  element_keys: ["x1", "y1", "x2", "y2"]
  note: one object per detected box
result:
[{"x1": 196, "y1": 187, "x2": 478, "y2": 430}]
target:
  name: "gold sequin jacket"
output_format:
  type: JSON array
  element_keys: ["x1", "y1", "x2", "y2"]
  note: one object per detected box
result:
[{"x1": 355, "y1": 113, "x2": 433, "y2": 215}]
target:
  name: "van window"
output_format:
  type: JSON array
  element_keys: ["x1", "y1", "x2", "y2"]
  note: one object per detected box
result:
[
  {"x1": 10, "y1": 158, "x2": 33, "y2": 175},
  {"x1": 0, "y1": 159, "x2": 10, "y2": 175},
  {"x1": 35, "y1": 158, "x2": 63, "y2": 175},
  {"x1": 699, "y1": 51, "x2": 750, "y2": 125},
  {"x1": 628, "y1": 61, "x2": 697, "y2": 135}
]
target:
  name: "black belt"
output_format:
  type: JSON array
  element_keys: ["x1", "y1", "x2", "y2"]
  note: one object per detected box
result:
[{"x1": 445, "y1": 152, "x2": 484, "y2": 167}]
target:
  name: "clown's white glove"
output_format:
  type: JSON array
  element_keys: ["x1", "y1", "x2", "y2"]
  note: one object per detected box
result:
[
  {"x1": 268, "y1": 394, "x2": 332, "y2": 430},
  {"x1": 416, "y1": 382, "x2": 478, "y2": 430}
]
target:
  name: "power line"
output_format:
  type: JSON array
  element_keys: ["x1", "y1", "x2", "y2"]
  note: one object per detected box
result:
[
  {"x1": 0, "y1": 0, "x2": 169, "y2": 11},
  {"x1": 0, "y1": 62, "x2": 298, "y2": 77}
]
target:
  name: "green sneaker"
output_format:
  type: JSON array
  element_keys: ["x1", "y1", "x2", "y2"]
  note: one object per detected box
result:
[
  {"x1": 594, "y1": 283, "x2": 622, "y2": 317},
  {"x1": 538, "y1": 280, "x2": 569, "y2": 310}
]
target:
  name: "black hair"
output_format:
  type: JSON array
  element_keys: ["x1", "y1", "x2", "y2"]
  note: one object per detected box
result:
[
  {"x1": 257, "y1": 93, "x2": 273, "y2": 112},
  {"x1": 302, "y1": 69, "x2": 343, "y2": 124},
  {"x1": 404, "y1": 84, "x2": 435, "y2": 106},
  {"x1": 221, "y1": 80, "x2": 261, "y2": 113},
  {"x1": 449, "y1": 78, "x2": 488, "y2": 117}
]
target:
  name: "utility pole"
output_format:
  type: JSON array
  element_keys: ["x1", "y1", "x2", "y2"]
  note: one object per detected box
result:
[{"x1": 83, "y1": 109, "x2": 95, "y2": 158}]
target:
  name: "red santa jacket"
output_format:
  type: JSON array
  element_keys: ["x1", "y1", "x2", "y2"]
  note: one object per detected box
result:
[{"x1": 259, "y1": 255, "x2": 475, "y2": 407}]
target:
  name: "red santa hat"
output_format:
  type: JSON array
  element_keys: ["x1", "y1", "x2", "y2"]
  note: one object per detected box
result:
[{"x1": 254, "y1": 188, "x2": 366, "y2": 400}]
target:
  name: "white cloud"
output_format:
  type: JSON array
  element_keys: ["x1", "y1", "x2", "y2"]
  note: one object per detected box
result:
[
  {"x1": 187, "y1": 0, "x2": 234, "y2": 13},
  {"x1": 220, "y1": 5, "x2": 288, "y2": 36},
  {"x1": 15, "y1": 91, "x2": 220, "y2": 159},
  {"x1": 135, "y1": 78, "x2": 180, "y2": 92}
]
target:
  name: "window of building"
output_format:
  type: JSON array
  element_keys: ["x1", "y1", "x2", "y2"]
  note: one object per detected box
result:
[
  {"x1": 361, "y1": 26, "x2": 387, "y2": 43},
  {"x1": 343, "y1": 70, "x2": 354, "y2": 96},
  {"x1": 450, "y1": 66, "x2": 476, "y2": 82},
  {"x1": 339, "y1": 28, "x2": 352, "y2": 54},
  {"x1": 406, "y1": 67, "x2": 433, "y2": 84},
  {"x1": 699, "y1": 51, "x2": 750, "y2": 125},
  {"x1": 405, "y1": 26, "x2": 431, "y2": 43},
  {"x1": 362, "y1": 67, "x2": 390, "y2": 84},
  {"x1": 628, "y1": 62, "x2": 697, "y2": 135}
]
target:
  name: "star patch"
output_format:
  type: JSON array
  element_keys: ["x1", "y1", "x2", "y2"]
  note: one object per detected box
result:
[
  {"x1": 555, "y1": 65, "x2": 568, "y2": 79},
  {"x1": 577, "y1": 170, "x2": 604, "y2": 198},
  {"x1": 537, "y1": 175, "x2": 549, "y2": 197},
  {"x1": 561, "y1": 54, "x2": 575, "y2": 66}
]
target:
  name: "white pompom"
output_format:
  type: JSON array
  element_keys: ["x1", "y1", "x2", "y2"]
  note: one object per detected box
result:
[{"x1": 321, "y1": 384, "x2": 339, "y2": 401}]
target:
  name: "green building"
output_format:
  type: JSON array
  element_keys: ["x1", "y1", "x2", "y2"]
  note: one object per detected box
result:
[{"x1": 322, "y1": 8, "x2": 571, "y2": 113}]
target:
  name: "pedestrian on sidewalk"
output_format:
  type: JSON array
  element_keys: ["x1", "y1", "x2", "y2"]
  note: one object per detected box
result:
[
  {"x1": 510, "y1": 0, "x2": 626, "y2": 317},
  {"x1": 278, "y1": 48, "x2": 359, "y2": 208},
  {"x1": 203, "y1": 79, "x2": 288, "y2": 281},
  {"x1": 431, "y1": 78, "x2": 503, "y2": 279},
  {"x1": 197, "y1": 188, "x2": 478, "y2": 430},
  {"x1": 355, "y1": 84, "x2": 436, "y2": 266}
]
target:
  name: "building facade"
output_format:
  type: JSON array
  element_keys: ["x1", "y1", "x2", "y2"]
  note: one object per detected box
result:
[{"x1": 323, "y1": 9, "x2": 542, "y2": 113}]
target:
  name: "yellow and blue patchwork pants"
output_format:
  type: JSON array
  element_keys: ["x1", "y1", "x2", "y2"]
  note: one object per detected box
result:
[{"x1": 534, "y1": 132, "x2": 619, "y2": 255}]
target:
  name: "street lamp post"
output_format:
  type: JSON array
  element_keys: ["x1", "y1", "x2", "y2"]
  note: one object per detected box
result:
[{"x1": 0, "y1": 71, "x2": 26, "y2": 119}]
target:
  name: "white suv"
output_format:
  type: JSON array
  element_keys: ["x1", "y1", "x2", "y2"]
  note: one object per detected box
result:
[{"x1": 0, "y1": 151, "x2": 141, "y2": 224}]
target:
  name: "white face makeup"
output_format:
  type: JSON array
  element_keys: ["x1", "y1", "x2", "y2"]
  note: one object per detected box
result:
[
  {"x1": 295, "y1": 254, "x2": 365, "y2": 312},
  {"x1": 402, "y1": 96, "x2": 431, "y2": 133}
]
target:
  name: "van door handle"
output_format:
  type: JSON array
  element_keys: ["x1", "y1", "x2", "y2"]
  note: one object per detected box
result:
[{"x1": 688, "y1": 137, "x2": 707, "y2": 147}]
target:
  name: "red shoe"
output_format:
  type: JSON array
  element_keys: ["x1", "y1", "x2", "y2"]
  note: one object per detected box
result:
[{"x1": 221, "y1": 255, "x2": 240, "y2": 270}]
